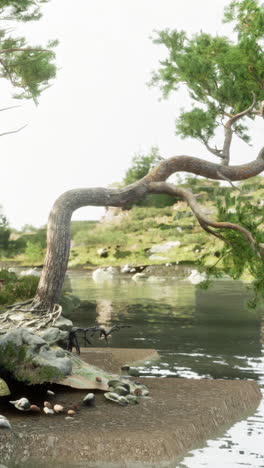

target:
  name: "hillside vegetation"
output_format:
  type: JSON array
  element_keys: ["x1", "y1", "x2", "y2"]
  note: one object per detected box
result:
[
  {"x1": 68, "y1": 176, "x2": 264, "y2": 272},
  {"x1": 1, "y1": 176, "x2": 264, "y2": 278},
  {"x1": 3, "y1": 176, "x2": 262, "y2": 275}
]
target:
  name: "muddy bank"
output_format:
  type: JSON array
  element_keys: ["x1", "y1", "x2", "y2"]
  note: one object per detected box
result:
[
  {"x1": 0, "y1": 349, "x2": 262, "y2": 467},
  {"x1": 76, "y1": 347, "x2": 160, "y2": 374}
]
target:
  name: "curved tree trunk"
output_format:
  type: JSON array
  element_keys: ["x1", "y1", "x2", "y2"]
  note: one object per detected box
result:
[
  {"x1": 33, "y1": 183, "x2": 148, "y2": 309},
  {"x1": 33, "y1": 151, "x2": 264, "y2": 312}
]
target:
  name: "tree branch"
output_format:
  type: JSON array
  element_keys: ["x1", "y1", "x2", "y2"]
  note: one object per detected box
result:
[
  {"x1": 0, "y1": 105, "x2": 21, "y2": 112},
  {"x1": 0, "y1": 47, "x2": 50, "y2": 55},
  {"x1": 147, "y1": 181, "x2": 264, "y2": 258},
  {"x1": 33, "y1": 149, "x2": 264, "y2": 310},
  {"x1": 0, "y1": 58, "x2": 16, "y2": 86},
  {"x1": 202, "y1": 140, "x2": 224, "y2": 159},
  {"x1": 221, "y1": 93, "x2": 256, "y2": 166},
  {"x1": 0, "y1": 124, "x2": 27, "y2": 137},
  {"x1": 144, "y1": 148, "x2": 264, "y2": 183}
]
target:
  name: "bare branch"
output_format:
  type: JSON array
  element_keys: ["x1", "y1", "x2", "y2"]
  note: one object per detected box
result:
[
  {"x1": 221, "y1": 93, "x2": 256, "y2": 166},
  {"x1": 144, "y1": 148, "x2": 264, "y2": 183},
  {"x1": 203, "y1": 140, "x2": 224, "y2": 159},
  {"x1": 0, "y1": 105, "x2": 21, "y2": 112},
  {"x1": 216, "y1": 170, "x2": 241, "y2": 192},
  {"x1": 0, "y1": 124, "x2": 27, "y2": 137}
]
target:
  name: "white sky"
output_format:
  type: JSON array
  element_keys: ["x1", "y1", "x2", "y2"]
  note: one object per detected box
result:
[{"x1": 0, "y1": 0, "x2": 263, "y2": 229}]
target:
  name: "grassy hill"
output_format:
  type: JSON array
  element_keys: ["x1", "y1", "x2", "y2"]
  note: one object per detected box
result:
[
  {"x1": 67, "y1": 176, "x2": 264, "y2": 271},
  {"x1": 3, "y1": 176, "x2": 264, "y2": 273}
]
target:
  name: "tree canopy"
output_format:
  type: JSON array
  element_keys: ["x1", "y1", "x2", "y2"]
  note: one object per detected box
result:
[
  {"x1": 150, "y1": 0, "x2": 264, "y2": 158},
  {"x1": 148, "y1": 0, "x2": 264, "y2": 306},
  {"x1": 0, "y1": 0, "x2": 56, "y2": 102}
]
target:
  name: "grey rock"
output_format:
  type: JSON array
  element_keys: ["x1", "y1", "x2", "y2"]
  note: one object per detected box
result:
[
  {"x1": 55, "y1": 348, "x2": 66, "y2": 358},
  {"x1": 0, "y1": 328, "x2": 46, "y2": 348},
  {"x1": 33, "y1": 345, "x2": 72, "y2": 376},
  {"x1": 0, "y1": 416, "x2": 12, "y2": 430},
  {"x1": 0, "y1": 327, "x2": 72, "y2": 382},
  {"x1": 39, "y1": 327, "x2": 69, "y2": 345},
  {"x1": 53, "y1": 316, "x2": 73, "y2": 332}
]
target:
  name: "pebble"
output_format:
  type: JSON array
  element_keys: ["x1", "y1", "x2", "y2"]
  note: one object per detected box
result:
[
  {"x1": 44, "y1": 401, "x2": 52, "y2": 409},
  {"x1": 96, "y1": 376, "x2": 102, "y2": 383},
  {"x1": 30, "y1": 405, "x2": 41, "y2": 413},
  {"x1": 53, "y1": 404, "x2": 64, "y2": 413},
  {"x1": 0, "y1": 415, "x2": 12, "y2": 430},
  {"x1": 67, "y1": 409, "x2": 76, "y2": 416},
  {"x1": 43, "y1": 407, "x2": 55, "y2": 415},
  {"x1": 47, "y1": 390, "x2": 55, "y2": 396},
  {"x1": 65, "y1": 416, "x2": 74, "y2": 421},
  {"x1": 9, "y1": 397, "x2": 31, "y2": 411},
  {"x1": 121, "y1": 365, "x2": 130, "y2": 372},
  {"x1": 115, "y1": 386, "x2": 129, "y2": 396},
  {"x1": 128, "y1": 368, "x2": 140, "y2": 377},
  {"x1": 83, "y1": 393, "x2": 96, "y2": 407}
]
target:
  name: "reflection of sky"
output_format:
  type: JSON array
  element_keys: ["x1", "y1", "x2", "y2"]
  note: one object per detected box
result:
[
  {"x1": 68, "y1": 273, "x2": 264, "y2": 467},
  {"x1": 180, "y1": 367, "x2": 264, "y2": 468}
]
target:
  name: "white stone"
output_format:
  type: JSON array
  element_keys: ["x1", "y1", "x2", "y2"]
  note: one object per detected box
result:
[
  {"x1": 20, "y1": 268, "x2": 40, "y2": 277},
  {"x1": 149, "y1": 241, "x2": 181, "y2": 254},
  {"x1": 186, "y1": 269, "x2": 207, "y2": 285},
  {"x1": 132, "y1": 272, "x2": 147, "y2": 282},
  {"x1": 92, "y1": 267, "x2": 115, "y2": 282}
]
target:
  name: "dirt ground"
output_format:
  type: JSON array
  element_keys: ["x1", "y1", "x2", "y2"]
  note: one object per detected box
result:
[{"x1": 0, "y1": 348, "x2": 262, "y2": 468}]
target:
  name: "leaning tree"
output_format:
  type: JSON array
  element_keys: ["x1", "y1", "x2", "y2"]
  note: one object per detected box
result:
[{"x1": 2, "y1": 0, "x2": 264, "y2": 328}]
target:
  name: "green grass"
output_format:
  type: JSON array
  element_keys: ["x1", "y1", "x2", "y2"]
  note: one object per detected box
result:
[{"x1": 4, "y1": 175, "x2": 264, "y2": 274}]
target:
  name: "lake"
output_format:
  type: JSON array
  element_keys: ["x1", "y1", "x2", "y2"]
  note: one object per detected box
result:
[{"x1": 66, "y1": 270, "x2": 264, "y2": 467}]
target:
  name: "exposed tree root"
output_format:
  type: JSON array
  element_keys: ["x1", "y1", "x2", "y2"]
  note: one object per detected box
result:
[{"x1": 0, "y1": 300, "x2": 62, "y2": 334}]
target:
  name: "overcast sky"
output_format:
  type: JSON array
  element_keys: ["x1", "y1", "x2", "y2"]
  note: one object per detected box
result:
[{"x1": 0, "y1": 0, "x2": 262, "y2": 229}]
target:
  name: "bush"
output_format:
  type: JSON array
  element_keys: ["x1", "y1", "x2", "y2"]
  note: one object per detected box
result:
[
  {"x1": 24, "y1": 241, "x2": 44, "y2": 264},
  {"x1": 0, "y1": 269, "x2": 39, "y2": 306}
]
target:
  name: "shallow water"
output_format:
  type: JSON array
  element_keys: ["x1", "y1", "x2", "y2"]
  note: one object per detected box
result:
[{"x1": 66, "y1": 270, "x2": 264, "y2": 467}]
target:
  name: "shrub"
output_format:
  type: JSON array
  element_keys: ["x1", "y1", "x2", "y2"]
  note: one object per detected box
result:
[
  {"x1": 0, "y1": 270, "x2": 39, "y2": 306},
  {"x1": 24, "y1": 241, "x2": 44, "y2": 264}
]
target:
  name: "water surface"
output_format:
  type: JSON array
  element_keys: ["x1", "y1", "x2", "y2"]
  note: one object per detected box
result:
[{"x1": 66, "y1": 271, "x2": 264, "y2": 467}]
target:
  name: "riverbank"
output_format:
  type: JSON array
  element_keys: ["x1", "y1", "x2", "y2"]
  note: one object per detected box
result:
[{"x1": 0, "y1": 348, "x2": 262, "y2": 467}]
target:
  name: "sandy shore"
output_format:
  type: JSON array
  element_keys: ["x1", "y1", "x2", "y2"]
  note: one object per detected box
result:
[{"x1": 0, "y1": 348, "x2": 262, "y2": 467}]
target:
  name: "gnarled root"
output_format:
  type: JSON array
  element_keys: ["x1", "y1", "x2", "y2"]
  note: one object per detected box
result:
[{"x1": 0, "y1": 300, "x2": 62, "y2": 334}]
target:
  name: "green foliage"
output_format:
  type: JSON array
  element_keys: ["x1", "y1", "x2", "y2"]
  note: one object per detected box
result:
[
  {"x1": 0, "y1": 211, "x2": 10, "y2": 252},
  {"x1": 200, "y1": 193, "x2": 264, "y2": 307},
  {"x1": 73, "y1": 226, "x2": 128, "y2": 247},
  {"x1": 70, "y1": 221, "x2": 97, "y2": 238},
  {"x1": 24, "y1": 240, "x2": 44, "y2": 263},
  {"x1": 150, "y1": 0, "x2": 264, "y2": 144},
  {"x1": 123, "y1": 146, "x2": 175, "y2": 207},
  {"x1": 223, "y1": 0, "x2": 264, "y2": 41},
  {"x1": 176, "y1": 107, "x2": 218, "y2": 144},
  {"x1": 0, "y1": 269, "x2": 39, "y2": 305},
  {"x1": 123, "y1": 146, "x2": 163, "y2": 185},
  {"x1": 0, "y1": 1, "x2": 50, "y2": 22},
  {"x1": 0, "y1": 0, "x2": 57, "y2": 102}
]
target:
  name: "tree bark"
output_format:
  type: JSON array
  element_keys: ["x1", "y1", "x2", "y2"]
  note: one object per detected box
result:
[{"x1": 33, "y1": 151, "x2": 264, "y2": 311}]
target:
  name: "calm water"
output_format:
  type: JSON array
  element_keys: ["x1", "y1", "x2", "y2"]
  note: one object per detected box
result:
[{"x1": 66, "y1": 270, "x2": 264, "y2": 467}]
